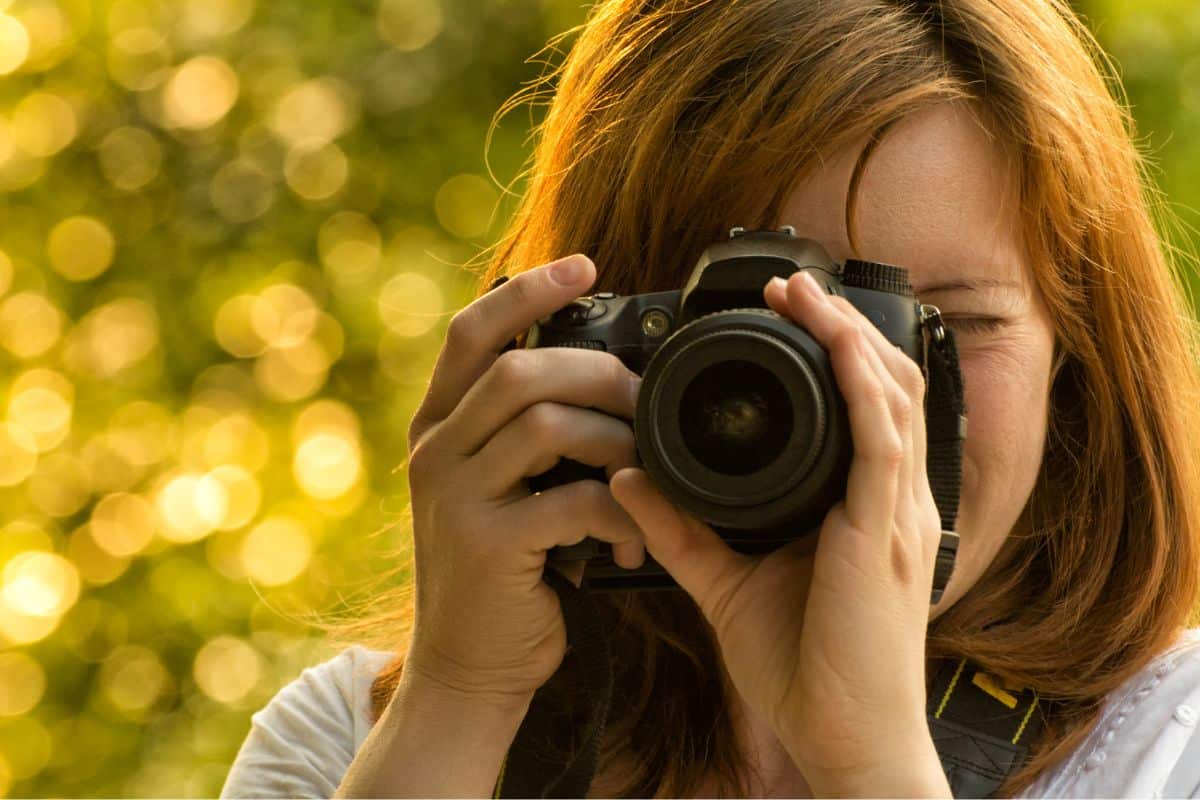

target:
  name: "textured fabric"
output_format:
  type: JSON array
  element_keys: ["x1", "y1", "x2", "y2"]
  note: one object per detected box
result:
[
  {"x1": 220, "y1": 629, "x2": 1200, "y2": 798},
  {"x1": 219, "y1": 645, "x2": 394, "y2": 799},
  {"x1": 1017, "y1": 627, "x2": 1200, "y2": 799}
]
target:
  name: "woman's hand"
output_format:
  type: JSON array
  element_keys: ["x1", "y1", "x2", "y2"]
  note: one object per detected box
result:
[
  {"x1": 609, "y1": 270, "x2": 950, "y2": 797},
  {"x1": 404, "y1": 253, "x2": 646, "y2": 710}
]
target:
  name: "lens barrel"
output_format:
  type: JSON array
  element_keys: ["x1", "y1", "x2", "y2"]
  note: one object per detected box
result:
[{"x1": 636, "y1": 307, "x2": 850, "y2": 531}]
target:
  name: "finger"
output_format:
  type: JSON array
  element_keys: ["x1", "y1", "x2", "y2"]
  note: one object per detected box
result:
[
  {"x1": 506, "y1": 479, "x2": 646, "y2": 569},
  {"x1": 438, "y1": 347, "x2": 640, "y2": 458},
  {"x1": 409, "y1": 254, "x2": 596, "y2": 448},
  {"x1": 767, "y1": 274, "x2": 928, "y2": 487},
  {"x1": 778, "y1": 272, "x2": 902, "y2": 537},
  {"x1": 825, "y1": 293, "x2": 928, "y2": 489},
  {"x1": 609, "y1": 467, "x2": 752, "y2": 619},
  {"x1": 462, "y1": 401, "x2": 639, "y2": 499},
  {"x1": 844, "y1": 318, "x2": 914, "y2": 505}
]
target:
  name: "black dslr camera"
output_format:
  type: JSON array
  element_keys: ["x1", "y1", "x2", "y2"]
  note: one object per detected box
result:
[{"x1": 527, "y1": 227, "x2": 928, "y2": 591}]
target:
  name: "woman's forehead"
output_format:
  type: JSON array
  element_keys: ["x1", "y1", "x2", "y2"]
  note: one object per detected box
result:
[{"x1": 780, "y1": 102, "x2": 1030, "y2": 296}]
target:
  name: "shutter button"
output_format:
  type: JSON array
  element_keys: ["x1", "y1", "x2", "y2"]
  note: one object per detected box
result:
[{"x1": 565, "y1": 298, "x2": 608, "y2": 324}]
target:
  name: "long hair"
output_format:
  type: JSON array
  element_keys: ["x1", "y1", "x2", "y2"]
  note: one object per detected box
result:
[{"x1": 319, "y1": 0, "x2": 1200, "y2": 795}]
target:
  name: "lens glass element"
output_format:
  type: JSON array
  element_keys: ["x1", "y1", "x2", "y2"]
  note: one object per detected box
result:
[{"x1": 678, "y1": 359, "x2": 793, "y2": 476}]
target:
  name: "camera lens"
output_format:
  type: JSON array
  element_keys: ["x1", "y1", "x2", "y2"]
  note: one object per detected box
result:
[
  {"x1": 678, "y1": 360, "x2": 792, "y2": 476},
  {"x1": 637, "y1": 308, "x2": 844, "y2": 530}
]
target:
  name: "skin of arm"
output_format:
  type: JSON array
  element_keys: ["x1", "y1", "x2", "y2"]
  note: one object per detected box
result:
[{"x1": 333, "y1": 671, "x2": 533, "y2": 799}]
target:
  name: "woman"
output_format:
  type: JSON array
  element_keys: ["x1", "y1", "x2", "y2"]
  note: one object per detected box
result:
[{"x1": 221, "y1": 0, "x2": 1200, "y2": 796}]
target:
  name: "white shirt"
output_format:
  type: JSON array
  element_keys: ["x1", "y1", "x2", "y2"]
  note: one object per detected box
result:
[{"x1": 220, "y1": 628, "x2": 1200, "y2": 798}]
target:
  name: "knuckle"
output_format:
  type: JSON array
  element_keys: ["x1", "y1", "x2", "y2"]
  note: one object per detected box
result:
[
  {"x1": 862, "y1": 376, "x2": 889, "y2": 407},
  {"x1": 446, "y1": 306, "x2": 482, "y2": 352},
  {"x1": 890, "y1": 530, "x2": 920, "y2": 584},
  {"x1": 407, "y1": 433, "x2": 438, "y2": 483},
  {"x1": 570, "y1": 479, "x2": 611, "y2": 509},
  {"x1": 898, "y1": 358, "x2": 926, "y2": 397},
  {"x1": 522, "y1": 401, "x2": 565, "y2": 441},
  {"x1": 880, "y1": 436, "x2": 906, "y2": 471},
  {"x1": 892, "y1": 391, "x2": 914, "y2": 429},
  {"x1": 406, "y1": 417, "x2": 425, "y2": 456},
  {"x1": 491, "y1": 348, "x2": 536, "y2": 389},
  {"x1": 506, "y1": 270, "x2": 537, "y2": 306},
  {"x1": 605, "y1": 353, "x2": 633, "y2": 387},
  {"x1": 831, "y1": 323, "x2": 862, "y2": 354},
  {"x1": 828, "y1": 295, "x2": 856, "y2": 315},
  {"x1": 408, "y1": 434, "x2": 456, "y2": 498}
]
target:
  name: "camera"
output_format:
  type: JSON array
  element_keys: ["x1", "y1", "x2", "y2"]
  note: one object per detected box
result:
[{"x1": 527, "y1": 227, "x2": 927, "y2": 591}]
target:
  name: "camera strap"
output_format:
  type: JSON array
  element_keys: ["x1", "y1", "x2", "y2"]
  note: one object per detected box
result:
[{"x1": 490, "y1": 294, "x2": 1042, "y2": 798}]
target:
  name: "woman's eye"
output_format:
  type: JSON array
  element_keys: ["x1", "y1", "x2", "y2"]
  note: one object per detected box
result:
[{"x1": 944, "y1": 317, "x2": 1004, "y2": 335}]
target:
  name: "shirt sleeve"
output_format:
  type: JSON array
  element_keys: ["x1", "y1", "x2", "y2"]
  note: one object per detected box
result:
[{"x1": 219, "y1": 648, "x2": 364, "y2": 799}]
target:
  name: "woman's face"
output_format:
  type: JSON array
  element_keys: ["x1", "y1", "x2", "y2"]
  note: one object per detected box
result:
[{"x1": 779, "y1": 101, "x2": 1056, "y2": 615}]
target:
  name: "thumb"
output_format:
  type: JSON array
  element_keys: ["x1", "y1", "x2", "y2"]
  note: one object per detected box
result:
[{"x1": 609, "y1": 467, "x2": 751, "y2": 605}]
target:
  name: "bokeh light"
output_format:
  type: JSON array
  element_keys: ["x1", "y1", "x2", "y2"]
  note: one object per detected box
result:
[
  {"x1": 106, "y1": 27, "x2": 171, "y2": 91},
  {"x1": 90, "y1": 492, "x2": 157, "y2": 558},
  {"x1": 97, "y1": 127, "x2": 162, "y2": 191},
  {"x1": 175, "y1": 0, "x2": 255, "y2": 43},
  {"x1": 0, "y1": 422, "x2": 37, "y2": 487},
  {"x1": 27, "y1": 452, "x2": 90, "y2": 517},
  {"x1": 1, "y1": 550, "x2": 80, "y2": 618},
  {"x1": 0, "y1": 291, "x2": 62, "y2": 359},
  {"x1": 7, "y1": 367, "x2": 73, "y2": 453},
  {"x1": 239, "y1": 516, "x2": 311, "y2": 586},
  {"x1": 0, "y1": 248, "x2": 12, "y2": 297},
  {"x1": 269, "y1": 78, "x2": 356, "y2": 149},
  {"x1": 99, "y1": 644, "x2": 170, "y2": 716},
  {"x1": 47, "y1": 216, "x2": 115, "y2": 281},
  {"x1": 155, "y1": 471, "x2": 227, "y2": 544},
  {"x1": 377, "y1": 0, "x2": 443, "y2": 52},
  {"x1": 11, "y1": 91, "x2": 75, "y2": 157},
  {"x1": 61, "y1": 297, "x2": 158, "y2": 379},
  {"x1": 284, "y1": 142, "x2": 348, "y2": 200},
  {"x1": 193, "y1": 636, "x2": 262, "y2": 705},
  {"x1": 434, "y1": 173, "x2": 499, "y2": 239},
  {"x1": 66, "y1": 524, "x2": 131, "y2": 587},
  {"x1": 0, "y1": 716, "x2": 50, "y2": 784},
  {"x1": 319, "y1": 210, "x2": 381, "y2": 288},
  {"x1": 378, "y1": 271, "x2": 444, "y2": 337},
  {"x1": 161, "y1": 55, "x2": 239, "y2": 130},
  {"x1": 294, "y1": 433, "x2": 361, "y2": 500},
  {"x1": 0, "y1": 13, "x2": 30, "y2": 74},
  {"x1": 0, "y1": 651, "x2": 45, "y2": 717}
]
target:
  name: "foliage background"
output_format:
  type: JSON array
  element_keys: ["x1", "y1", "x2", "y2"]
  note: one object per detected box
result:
[{"x1": 0, "y1": 0, "x2": 1195, "y2": 797}]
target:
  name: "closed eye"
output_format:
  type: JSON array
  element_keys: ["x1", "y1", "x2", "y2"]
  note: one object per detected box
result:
[{"x1": 943, "y1": 317, "x2": 1005, "y2": 335}]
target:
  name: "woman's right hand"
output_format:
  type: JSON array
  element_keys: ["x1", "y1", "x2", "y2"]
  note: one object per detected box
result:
[{"x1": 401, "y1": 253, "x2": 647, "y2": 708}]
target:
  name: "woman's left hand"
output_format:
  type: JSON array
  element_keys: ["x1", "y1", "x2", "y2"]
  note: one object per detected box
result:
[{"x1": 609, "y1": 270, "x2": 951, "y2": 797}]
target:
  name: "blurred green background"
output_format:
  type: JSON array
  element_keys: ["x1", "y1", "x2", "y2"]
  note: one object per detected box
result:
[{"x1": 0, "y1": 0, "x2": 1195, "y2": 797}]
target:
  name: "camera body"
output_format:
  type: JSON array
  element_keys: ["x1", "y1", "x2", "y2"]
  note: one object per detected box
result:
[{"x1": 526, "y1": 228, "x2": 925, "y2": 590}]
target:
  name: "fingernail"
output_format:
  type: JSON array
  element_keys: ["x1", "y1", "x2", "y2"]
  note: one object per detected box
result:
[
  {"x1": 550, "y1": 254, "x2": 587, "y2": 285},
  {"x1": 769, "y1": 276, "x2": 787, "y2": 292},
  {"x1": 801, "y1": 271, "x2": 827, "y2": 303}
]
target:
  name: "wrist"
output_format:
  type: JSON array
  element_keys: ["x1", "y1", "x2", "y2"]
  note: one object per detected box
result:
[
  {"x1": 400, "y1": 642, "x2": 541, "y2": 714},
  {"x1": 335, "y1": 661, "x2": 536, "y2": 798},
  {"x1": 399, "y1": 662, "x2": 538, "y2": 717},
  {"x1": 799, "y1": 736, "x2": 950, "y2": 798}
]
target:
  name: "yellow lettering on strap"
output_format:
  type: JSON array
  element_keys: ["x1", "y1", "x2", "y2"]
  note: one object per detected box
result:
[{"x1": 971, "y1": 671, "x2": 1020, "y2": 709}]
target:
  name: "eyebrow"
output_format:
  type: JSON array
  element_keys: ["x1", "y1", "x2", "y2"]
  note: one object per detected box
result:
[{"x1": 914, "y1": 278, "x2": 1023, "y2": 294}]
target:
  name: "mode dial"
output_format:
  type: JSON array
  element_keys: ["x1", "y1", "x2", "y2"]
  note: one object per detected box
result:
[{"x1": 841, "y1": 259, "x2": 914, "y2": 297}]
